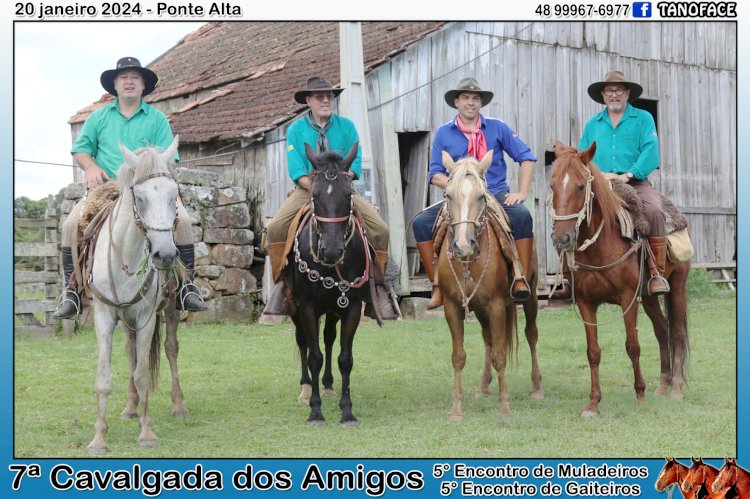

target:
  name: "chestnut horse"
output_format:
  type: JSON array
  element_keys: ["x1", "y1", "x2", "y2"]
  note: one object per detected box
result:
[
  {"x1": 682, "y1": 458, "x2": 722, "y2": 499},
  {"x1": 656, "y1": 458, "x2": 693, "y2": 498},
  {"x1": 550, "y1": 142, "x2": 691, "y2": 416},
  {"x1": 713, "y1": 457, "x2": 748, "y2": 498},
  {"x1": 437, "y1": 151, "x2": 543, "y2": 420}
]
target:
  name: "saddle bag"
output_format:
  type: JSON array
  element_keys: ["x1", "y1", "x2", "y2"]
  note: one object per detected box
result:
[{"x1": 667, "y1": 227, "x2": 694, "y2": 263}]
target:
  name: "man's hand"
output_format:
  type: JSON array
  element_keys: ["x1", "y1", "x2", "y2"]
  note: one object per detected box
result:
[
  {"x1": 504, "y1": 191, "x2": 527, "y2": 205},
  {"x1": 84, "y1": 164, "x2": 110, "y2": 189},
  {"x1": 297, "y1": 175, "x2": 312, "y2": 190},
  {"x1": 603, "y1": 172, "x2": 629, "y2": 183}
]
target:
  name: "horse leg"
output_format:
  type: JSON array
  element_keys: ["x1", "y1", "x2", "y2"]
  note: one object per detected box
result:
[
  {"x1": 487, "y1": 304, "x2": 512, "y2": 417},
  {"x1": 642, "y1": 295, "x2": 671, "y2": 396},
  {"x1": 474, "y1": 337, "x2": 492, "y2": 398},
  {"x1": 522, "y1": 294, "x2": 544, "y2": 399},
  {"x1": 299, "y1": 307, "x2": 325, "y2": 425},
  {"x1": 322, "y1": 314, "x2": 338, "y2": 397},
  {"x1": 164, "y1": 306, "x2": 187, "y2": 417},
  {"x1": 337, "y1": 306, "x2": 361, "y2": 426},
  {"x1": 292, "y1": 314, "x2": 313, "y2": 404},
  {"x1": 578, "y1": 301, "x2": 602, "y2": 417},
  {"x1": 134, "y1": 321, "x2": 158, "y2": 448},
  {"x1": 444, "y1": 300, "x2": 467, "y2": 421},
  {"x1": 120, "y1": 328, "x2": 139, "y2": 420},
  {"x1": 621, "y1": 294, "x2": 646, "y2": 403},
  {"x1": 88, "y1": 311, "x2": 117, "y2": 454},
  {"x1": 666, "y1": 266, "x2": 690, "y2": 400}
]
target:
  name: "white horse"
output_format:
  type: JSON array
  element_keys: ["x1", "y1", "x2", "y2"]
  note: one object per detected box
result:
[{"x1": 86, "y1": 137, "x2": 183, "y2": 454}]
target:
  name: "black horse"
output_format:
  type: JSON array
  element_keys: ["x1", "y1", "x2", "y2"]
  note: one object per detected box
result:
[{"x1": 287, "y1": 142, "x2": 371, "y2": 426}]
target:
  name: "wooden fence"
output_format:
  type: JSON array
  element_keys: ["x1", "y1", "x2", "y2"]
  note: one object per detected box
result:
[{"x1": 14, "y1": 196, "x2": 59, "y2": 337}]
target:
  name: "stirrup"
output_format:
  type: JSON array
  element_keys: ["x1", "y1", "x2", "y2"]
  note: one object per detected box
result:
[
  {"x1": 52, "y1": 289, "x2": 81, "y2": 319},
  {"x1": 510, "y1": 276, "x2": 531, "y2": 302},
  {"x1": 178, "y1": 281, "x2": 207, "y2": 311},
  {"x1": 647, "y1": 274, "x2": 670, "y2": 296}
]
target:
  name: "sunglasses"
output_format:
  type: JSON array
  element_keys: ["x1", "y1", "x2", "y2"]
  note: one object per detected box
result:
[{"x1": 312, "y1": 92, "x2": 335, "y2": 102}]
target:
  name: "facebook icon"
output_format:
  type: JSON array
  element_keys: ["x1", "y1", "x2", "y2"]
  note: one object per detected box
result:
[{"x1": 632, "y1": 2, "x2": 652, "y2": 17}]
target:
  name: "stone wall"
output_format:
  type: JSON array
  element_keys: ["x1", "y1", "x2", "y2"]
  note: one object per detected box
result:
[{"x1": 60, "y1": 168, "x2": 259, "y2": 324}]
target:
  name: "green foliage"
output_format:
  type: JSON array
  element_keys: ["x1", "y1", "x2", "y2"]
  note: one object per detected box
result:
[{"x1": 14, "y1": 292, "x2": 735, "y2": 458}]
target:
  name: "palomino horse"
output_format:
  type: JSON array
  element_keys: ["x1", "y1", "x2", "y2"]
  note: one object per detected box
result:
[
  {"x1": 85, "y1": 138, "x2": 182, "y2": 453},
  {"x1": 682, "y1": 458, "x2": 722, "y2": 499},
  {"x1": 550, "y1": 141, "x2": 691, "y2": 416},
  {"x1": 714, "y1": 457, "x2": 749, "y2": 498},
  {"x1": 656, "y1": 458, "x2": 693, "y2": 498},
  {"x1": 288, "y1": 143, "x2": 371, "y2": 426},
  {"x1": 437, "y1": 151, "x2": 543, "y2": 420}
]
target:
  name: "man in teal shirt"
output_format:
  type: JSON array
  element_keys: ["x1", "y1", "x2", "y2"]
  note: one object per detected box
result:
[
  {"x1": 555, "y1": 71, "x2": 669, "y2": 297},
  {"x1": 53, "y1": 57, "x2": 207, "y2": 319}
]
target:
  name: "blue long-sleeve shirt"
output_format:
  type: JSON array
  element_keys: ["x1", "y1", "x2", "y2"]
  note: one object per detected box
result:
[
  {"x1": 579, "y1": 103, "x2": 659, "y2": 180},
  {"x1": 429, "y1": 114, "x2": 537, "y2": 195}
]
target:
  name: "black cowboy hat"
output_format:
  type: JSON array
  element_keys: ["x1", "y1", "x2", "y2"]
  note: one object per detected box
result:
[
  {"x1": 444, "y1": 77, "x2": 494, "y2": 109},
  {"x1": 294, "y1": 76, "x2": 344, "y2": 104},
  {"x1": 587, "y1": 70, "x2": 643, "y2": 104},
  {"x1": 100, "y1": 57, "x2": 159, "y2": 97}
]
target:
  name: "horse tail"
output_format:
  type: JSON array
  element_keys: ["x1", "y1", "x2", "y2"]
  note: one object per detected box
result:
[{"x1": 149, "y1": 314, "x2": 162, "y2": 391}]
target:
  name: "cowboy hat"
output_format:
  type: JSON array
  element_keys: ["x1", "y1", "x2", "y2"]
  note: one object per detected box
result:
[
  {"x1": 100, "y1": 57, "x2": 159, "y2": 96},
  {"x1": 587, "y1": 71, "x2": 643, "y2": 104},
  {"x1": 294, "y1": 76, "x2": 344, "y2": 104},
  {"x1": 444, "y1": 77, "x2": 494, "y2": 108}
]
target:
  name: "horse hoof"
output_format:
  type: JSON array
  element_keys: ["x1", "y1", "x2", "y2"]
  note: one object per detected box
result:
[
  {"x1": 322, "y1": 388, "x2": 337, "y2": 397},
  {"x1": 298, "y1": 385, "x2": 312, "y2": 404},
  {"x1": 448, "y1": 412, "x2": 464, "y2": 422},
  {"x1": 139, "y1": 438, "x2": 157, "y2": 449},
  {"x1": 307, "y1": 419, "x2": 326, "y2": 427},
  {"x1": 670, "y1": 390, "x2": 684, "y2": 402},
  {"x1": 120, "y1": 411, "x2": 138, "y2": 420},
  {"x1": 581, "y1": 409, "x2": 599, "y2": 418},
  {"x1": 530, "y1": 390, "x2": 545, "y2": 400},
  {"x1": 474, "y1": 388, "x2": 490, "y2": 398},
  {"x1": 340, "y1": 419, "x2": 359, "y2": 428},
  {"x1": 654, "y1": 385, "x2": 669, "y2": 396},
  {"x1": 87, "y1": 444, "x2": 108, "y2": 455},
  {"x1": 172, "y1": 408, "x2": 189, "y2": 418}
]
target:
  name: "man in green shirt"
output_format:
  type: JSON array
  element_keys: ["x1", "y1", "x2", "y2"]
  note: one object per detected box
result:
[
  {"x1": 554, "y1": 71, "x2": 669, "y2": 298},
  {"x1": 262, "y1": 76, "x2": 396, "y2": 320},
  {"x1": 53, "y1": 57, "x2": 207, "y2": 319}
]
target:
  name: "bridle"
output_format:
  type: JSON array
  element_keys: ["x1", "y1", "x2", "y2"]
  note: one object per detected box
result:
[
  {"x1": 548, "y1": 159, "x2": 601, "y2": 252},
  {"x1": 308, "y1": 189, "x2": 355, "y2": 267}
]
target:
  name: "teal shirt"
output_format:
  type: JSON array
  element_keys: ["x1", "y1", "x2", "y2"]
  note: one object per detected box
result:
[
  {"x1": 579, "y1": 103, "x2": 659, "y2": 180},
  {"x1": 286, "y1": 113, "x2": 362, "y2": 184},
  {"x1": 71, "y1": 98, "x2": 177, "y2": 180}
]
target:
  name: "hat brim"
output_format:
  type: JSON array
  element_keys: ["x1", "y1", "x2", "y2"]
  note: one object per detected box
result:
[
  {"x1": 444, "y1": 89, "x2": 494, "y2": 109},
  {"x1": 100, "y1": 67, "x2": 159, "y2": 97},
  {"x1": 587, "y1": 81, "x2": 643, "y2": 104},
  {"x1": 294, "y1": 87, "x2": 344, "y2": 105}
]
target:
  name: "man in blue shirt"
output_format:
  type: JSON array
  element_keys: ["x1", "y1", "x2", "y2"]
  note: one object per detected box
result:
[
  {"x1": 412, "y1": 77, "x2": 538, "y2": 307},
  {"x1": 53, "y1": 57, "x2": 207, "y2": 319},
  {"x1": 553, "y1": 71, "x2": 669, "y2": 298}
]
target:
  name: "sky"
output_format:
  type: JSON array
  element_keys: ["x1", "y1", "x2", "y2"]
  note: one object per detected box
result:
[{"x1": 14, "y1": 22, "x2": 205, "y2": 201}]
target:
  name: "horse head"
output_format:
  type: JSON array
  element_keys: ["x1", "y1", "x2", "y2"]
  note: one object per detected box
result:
[
  {"x1": 656, "y1": 457, "x2": 684, "y2": 492},
  {"x1": 442, "y1": 150, "x2": 492, "y2": 260},
  {"x1": 712, "y1": 457, "x2": 737, "y2": 494},
  {"x1": 305, "y1": 142, "x2": 358, "y2": 265},
  {"x1": 682, "y1": 457, "x2": 717, "y2": 497},
  {"x1": 119, "y1": 136, "x2": 180, "y2": 270}
]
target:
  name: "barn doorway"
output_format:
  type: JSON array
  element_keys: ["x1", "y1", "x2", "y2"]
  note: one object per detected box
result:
[{"x1": 398, "y1": 132, "x2": 431, "y2": 277}]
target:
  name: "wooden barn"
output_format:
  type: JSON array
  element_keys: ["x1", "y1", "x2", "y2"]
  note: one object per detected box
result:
[{"x1": 69, "y1": 21, "x2": 737, "y2": 294}]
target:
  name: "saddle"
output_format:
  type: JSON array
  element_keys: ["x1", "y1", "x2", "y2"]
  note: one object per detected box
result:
[{"x1": 610, "y1": 180, "x2": 693, "y2": 262}]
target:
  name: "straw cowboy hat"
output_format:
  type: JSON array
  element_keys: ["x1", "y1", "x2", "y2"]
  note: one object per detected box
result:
[
  {"x1": 294, "y1": 76, "x2": 344, "y2": 104},
  {"x1": 100, "y1": 57, "x2": 159, "y2": 96},
  {"x1": 587, "y1": 71, "x2": 643, "y2": 104},
  {"x1": 444, "y1": 77, "x2": 494, "y2": 108}
]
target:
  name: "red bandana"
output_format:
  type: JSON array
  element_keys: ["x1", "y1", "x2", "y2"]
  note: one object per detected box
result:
[{"x1": 456, "y1": 115, "x2": 488, "y2": 160}]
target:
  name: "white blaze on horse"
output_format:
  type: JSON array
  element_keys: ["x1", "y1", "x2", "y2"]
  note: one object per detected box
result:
[{"x1": 86, "y1": 137, "x2": 184, "y2": 454}]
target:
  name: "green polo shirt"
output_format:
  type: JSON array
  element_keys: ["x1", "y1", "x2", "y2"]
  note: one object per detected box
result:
[
  {"x1": 71, "y1": 98, "x2": 177, "y2": 180},
  {"x1": 579, "y1": 103, "x2": 659, "y2": 180},
  {"x1": 286, "y1": 113, "x2": 362, "y2": 184}
]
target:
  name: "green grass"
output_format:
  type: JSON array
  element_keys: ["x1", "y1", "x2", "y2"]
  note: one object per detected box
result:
[{"x1": 14, "y1": 270, "x2": 735, "y2": 458}]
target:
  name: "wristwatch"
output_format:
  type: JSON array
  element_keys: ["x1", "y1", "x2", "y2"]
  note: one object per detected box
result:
[{"x1": 625, "y1": 172, "x2": 634, "y2": 182}]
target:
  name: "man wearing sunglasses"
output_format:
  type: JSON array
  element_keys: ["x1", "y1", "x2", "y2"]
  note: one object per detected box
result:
[
  {"x1": 262, "y1": 76, "x2": 396, "y2": 320},
  {"x1": 553, "y1": 71, "x2": 669, "y2": 299}
]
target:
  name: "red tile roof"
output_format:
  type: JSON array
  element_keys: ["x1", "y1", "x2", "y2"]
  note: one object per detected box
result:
[{"x1": 69, "y1": 22, "x2": 444, "y2": 143}]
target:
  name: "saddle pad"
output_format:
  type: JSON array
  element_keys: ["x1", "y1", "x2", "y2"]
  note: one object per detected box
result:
[{"x1": 79, "y1": 181, "x2": 120, "y2": 233}]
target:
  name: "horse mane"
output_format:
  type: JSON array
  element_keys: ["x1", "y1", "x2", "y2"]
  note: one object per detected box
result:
[
  {"x1": 118, "y1": 145, "x2": 175, "y2": 196},
  {"x1": 552, "y1": 144, "x2": 624, "y2": 232},
  {"x1": 446, "y1": 156, "x2": 486, "y2": 195},
  {"x1": 310, "y1": 151, "x2": 354, "y2": 189}
]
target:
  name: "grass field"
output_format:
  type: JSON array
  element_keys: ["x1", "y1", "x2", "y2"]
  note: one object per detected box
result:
[{"x1": 14, "y1": 271, "x2": 736, "y2": 458}]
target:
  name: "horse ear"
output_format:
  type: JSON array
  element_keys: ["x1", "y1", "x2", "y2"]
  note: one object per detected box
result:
[
  {"x1": 442, "y1": 151, "x2": 456, "y2": 173},
  {"x1": 161, "y1": 135, "x2": 179, "y2": 165},
  {"x1": 120, "y1": 141, "x2": 140, "y2": 166},
  {"x1": 579, "y1": 141, "x2": 597, "y2": 164},
  {"x1": 554, "y1": 140, "x2": 566, "y2": 158},
  {"x1": 342, "y1": 142, "x2": 359, "y2": 172},
  {"x1": 692, "y1": 457, "x2": 698, "y2": 464},
  {"x1": 305, "y1": 143, "x2": 319, "y2": 170},
  {"x1": 477, "y1": 150, "x2": 493, "y2": 174}
]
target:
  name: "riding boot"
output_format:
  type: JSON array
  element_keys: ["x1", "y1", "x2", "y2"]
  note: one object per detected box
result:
[
  {"x1": 646, "y1": 236, "x2": 670, "y2": 296},
  {"x1": 261, "y1": 242, "x2": 291, "y2": 316},
  {"x1": 416, "y1": 240, "x2": 443, "y2": 309},
  {"x1": 551, "y1": 259, "x2": 572, "y2": 300},
  {"x1": 176, "y1": 244, "x2": 208, "y2": 312},
  {"x1": 363, "y1": 250, "x2": 399, "y2": 321},
  {"x1": 510, "y1": 237, "x2": 533, "y2": 302},
  {"x1": 51, "y1": 246, "x2": 81, "y2": 320}
]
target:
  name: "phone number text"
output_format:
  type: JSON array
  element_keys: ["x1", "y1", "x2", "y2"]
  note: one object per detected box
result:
[{"x1": 535, "y1": 4, "x2": 631, "y2": 17}]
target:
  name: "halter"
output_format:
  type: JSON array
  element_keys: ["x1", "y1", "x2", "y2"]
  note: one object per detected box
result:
[
  {"x1": 548, "y1": 160, "x2": 601, "y2": 251},
  {"x1": 308, "y1": 191, "x2": 355, "y2": 267}
]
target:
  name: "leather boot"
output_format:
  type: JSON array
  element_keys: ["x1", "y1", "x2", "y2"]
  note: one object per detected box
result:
[
  {"x1": 364, "y1": 250, "x2": 399, "y2": 321},
  {"x1": 416, "y1": 240, "x2": 442, "y2": 309},
  {"x1": 51, "y1": 246, "x2": 81, "y2": 320},
  {"x1": 261, "y1": 242, "x2": 291, "y2": 316},
  {"x1": 176, "y1": 244, "x2": 208, "y2": 311},
  {"x1": 511, "y1": 237, "x2": 534, "y2": 302},
  {"x1": 646, "y1": 236, "x2": 670, "y2": 296}
]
